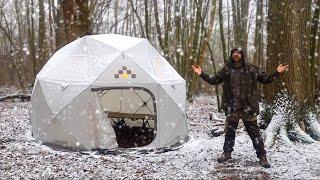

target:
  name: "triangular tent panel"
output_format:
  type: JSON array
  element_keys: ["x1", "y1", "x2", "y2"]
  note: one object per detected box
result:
[
  {"x1": 89, "y1": 34, "x2": 145, "y2": 51},
  {"x1": 39, "y1": 80, "x2": 89, "y2": 114},
  {"x1": 94, "y1": 55, "x2": 156, "y2": 84},
  {"x1": 152, "y1": 55, "x2": 183, "y2": 81},
  {"x1": 38, "y1": 39, "x2": 82, "y2": 78},
  {"x1": 125, "y1": 40, "x2": 157, "y2": 79}
]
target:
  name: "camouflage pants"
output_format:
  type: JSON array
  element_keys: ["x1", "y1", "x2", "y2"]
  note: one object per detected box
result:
[{"x1": 223, "y1": 111, "x2": 267, "y2": 158}]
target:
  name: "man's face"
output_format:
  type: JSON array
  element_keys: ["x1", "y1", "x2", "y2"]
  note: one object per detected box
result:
[{"x1": 232, "y1": 51, "x2": 242, "y2": 62}]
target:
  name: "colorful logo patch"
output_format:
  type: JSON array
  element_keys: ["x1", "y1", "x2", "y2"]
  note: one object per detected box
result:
[{"x1": 114, "y1": 66, "x2": 136, "y2": 79}]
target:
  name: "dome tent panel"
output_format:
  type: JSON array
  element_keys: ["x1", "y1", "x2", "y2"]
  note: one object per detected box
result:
[
  {"x1": 38, "y1": 38, "x2": 81, "y2": 78},
  {"x1": 37, "y1": 86, "x2": 118, "y2": 150},
  {"x1": 40, "y1": 55, "x2": 90, "y2": 82},
  {"x1": 86, "y1": 36, "x2": 120, "y2": 57},
  {"x1": 39, "y1": 36, "x2": 122, "y2": 83},
  {"x1": 41, "y1": 120, "x2": 82, "y2": 149},
  {"x1": 157, "y1": 85, "x2": 188, "y2": 146},
  {"x1": 30, "y1": 79, "x2": 40, "y2": 137},
  {"x1": 89, "y1": 94, "x2": 118, "y2": 149},
  {"x1": 30, "y1": 80, "x2": 54, "y2": 139},
  {"x1": 126, "y1": 54, "x2": 157, "y2": 81},
  {"x1": 93, "y1": 111, "x2": 118, "y2": 149},
  {"x1": 85, "y1": 37, "x2": 122, "y2": 81},
  {"x1": 88, "y1": 55, "x2": 120, "y2": 83},
  {"x1": 127, "y1": 40, "x2": 184, "y2": 82},
  {"x1": 125, "y1": 40, "x2": 157, "y2": 80},
  {"x1": 152, "y1": 55, "x2": 184, "y2": 81},
  {"x1": 32, "y1": 81, "x2": 55, "y2": 139},
  {"x1": 40, "y1": 39, "x2": 98, "y2": 82},
  {"x1": 94, "y1": 55, "x2": 156, "y2": 85},
  {"x1": 159, "y1": 80, "x2": 186, "y2": 113},
  {"x1": 89, "y1": 34, "x2": 145, "y2": 51},
  {"x1": 38, "y1": 79, "x2": 89, "y2": 115},
  {"x1": 54, "y1": 88, "x2": 100, "y2": 149},
  {"x1": 161, "y1": 114, "x2": 188, "y2": 146}
]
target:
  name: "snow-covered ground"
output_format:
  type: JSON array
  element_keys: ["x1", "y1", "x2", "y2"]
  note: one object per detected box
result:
[{"x1": 1, "y1": 95, "x2": 320, "y2": 179}]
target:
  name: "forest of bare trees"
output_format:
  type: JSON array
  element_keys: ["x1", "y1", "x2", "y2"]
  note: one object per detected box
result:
[
  {"x1": 1, "y1": 0, "x2": 320, "y2": 144},
  {"x1": 0, "y1": 0, "x2": 259, "y2": 94}
]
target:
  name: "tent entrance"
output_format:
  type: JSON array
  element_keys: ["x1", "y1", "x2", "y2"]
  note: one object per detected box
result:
[{"x1": 92, "y1": 87, "x2": 157, "y2": 148}]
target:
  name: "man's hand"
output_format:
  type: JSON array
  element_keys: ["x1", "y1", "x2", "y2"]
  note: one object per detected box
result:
[
  {"x1": 277, "y1": 64, "x2": 289, "y2": 74},
  {"x1": 192, "y1": 65, "x2": 202, "y2": 75}
]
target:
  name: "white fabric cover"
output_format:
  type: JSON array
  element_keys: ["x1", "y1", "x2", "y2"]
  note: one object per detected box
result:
[{"x1": 31, "y1": 34, "x2": 188, "y2": 150}]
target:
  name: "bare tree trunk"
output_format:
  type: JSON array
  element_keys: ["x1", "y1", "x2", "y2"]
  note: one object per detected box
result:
[
  {"x1": 253, "y1": 0, "x2": 263, "y2": 67},
  {"x1": 226, "y1": 0, "x2": 232, "y2": 52},
  {"x1": 254, "y1": 0, "x2": 264, "y2": 95},
  {"x1": 55, "y1": 0, "x2": 65, "y2": 49},
  {"x1": 181, "y1": 0, "x2": 188, "y2": 78},
  {"x1": 219, "y1": 0, "x2": 227, "y2": 63},
  {"x1": 231, "y1": 0, "x2": 239, "y2": 46},
  {"x1": 13, "y1": 0, "x2": 28, "y2": 88},
  {"x1": 144, "y1": 0, "x2": 150, "y2": 40},
  {"x1": 153, "y1": 0, "x2": 168, "y2": 58},
  {"x1": 187, "y1": 0, "x2": 204, "y2": 99},
  {"x1": 26, "y1": 0, "x2": 37, "y2": 78},
  {"x1": 240, "y1": 0, "x2": 249, "y2": 51},
  {"x1": 317, "y1": 18, "x2": 320, "y2": 106},
  {"x1": 310, "y1": 0, "x2": 320, "y2": 103},
  {"x1": 231, "y1": 0, "x2": 250, "y2": 50},
  {"x1": 129, "y1": 0, "x2": 146, "y2": 38},
  {"x1": 61, "y1": 0, "x2": 77, "y2": 43},
  {"x1": 174, "y1": 0, "x2": 182, "y2": 72},
  {"x1": 38, "y1": 0, "x2": 48, "y2": 70},
  {"x1": 76, "y1": 0, "x2": 91, "y2": 36},
  {"x1": 198, "y1": 0, "x2": 217, "y2": 67},
  {"x1": 164, "y1": 0, "x2": 172, "y2": 62},
  {"x1": 264, "y1": 0, "x2": 319, "y2": 147},
  {"x1": 207, "y1": 41, "x2": 222, "y2": 112},
  {"x1": 265, "y1": 0, "x2": 313, "y2": 106},
  {"x1": 113, "y1": 0, "x2": 119, "y2": 33},
  {"x1": 48, "y1": 0, "x2": 55, "y2": 55}
]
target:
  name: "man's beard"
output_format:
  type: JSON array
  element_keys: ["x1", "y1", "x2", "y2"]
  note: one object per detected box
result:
[{"x1": 233, "y1": 56, "x2": 241, "y2": 62}]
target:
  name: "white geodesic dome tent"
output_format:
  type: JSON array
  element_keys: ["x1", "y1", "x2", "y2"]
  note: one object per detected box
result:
[{"x1": 30, "y1": 34, "x2": 188, "y2": 150}]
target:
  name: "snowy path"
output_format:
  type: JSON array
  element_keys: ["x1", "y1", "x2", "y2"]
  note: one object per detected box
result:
[{"x1": 1, "y1": 96, "x2": 320, "y2": 179}]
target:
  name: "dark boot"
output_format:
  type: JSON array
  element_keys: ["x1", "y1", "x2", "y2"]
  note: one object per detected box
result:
[
  {"x1": 217, "y1": 151, "x2": 232, "y2": 163},
  {"x1": 259, "y1": 156, "x2": 271, "y2": 168}
]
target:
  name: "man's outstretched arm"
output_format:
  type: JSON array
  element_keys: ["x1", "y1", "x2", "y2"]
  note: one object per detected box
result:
[
  {"x1": 192, "y1": 65, "x2": 224, "y2": 85},
  {"x1": 257, "y1": 64, "x2": 289, "y2": 84}
]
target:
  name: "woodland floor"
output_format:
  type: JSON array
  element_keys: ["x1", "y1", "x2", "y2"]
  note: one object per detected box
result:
[{"x1": 1, "y1": 92, "x2": 320, "y2": 179}]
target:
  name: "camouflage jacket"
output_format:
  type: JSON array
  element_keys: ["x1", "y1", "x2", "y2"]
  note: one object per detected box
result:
[{"x1": 200, "y1": 59, "x2": 280, "y2": 116}]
